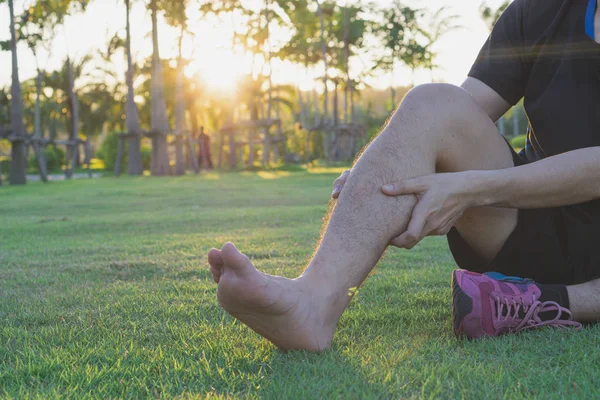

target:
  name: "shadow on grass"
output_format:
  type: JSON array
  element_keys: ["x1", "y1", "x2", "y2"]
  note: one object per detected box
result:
[{"x1": 256, "y1": 350, "x2": 392, "y2": 398}]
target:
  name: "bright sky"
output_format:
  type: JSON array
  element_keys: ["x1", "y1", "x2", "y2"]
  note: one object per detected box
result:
[{"x1": 0, "y1": 0, "x2": 509, "y2": 91}]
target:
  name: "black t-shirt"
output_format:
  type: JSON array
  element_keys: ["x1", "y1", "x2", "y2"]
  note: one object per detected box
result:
[{"x1": 469, "y1": 0, "x2": 600, "y2": 163}]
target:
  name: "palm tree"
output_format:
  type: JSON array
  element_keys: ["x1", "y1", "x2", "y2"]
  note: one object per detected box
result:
[
  {"x1": 124, "y1": 0, "x2": 144, "y2": 175},
  {"x1": 23, "y1": 35, "x2": 48, "y2": 181},
  {"x1": 163, "y1": 0, "x2": 192, "y2": 175},
  {"x1": 149, "y1": 0, "x2": 171, "y2": 176},
  {"x1": 317, "y1": 0, "x2": 328, "y2": 125},
  {"x1": 421, "y1": 6, "x2": 462, "y2": 82},
  {"x1": 7, "y1": 0, "x2": 27, "y2": 184}
]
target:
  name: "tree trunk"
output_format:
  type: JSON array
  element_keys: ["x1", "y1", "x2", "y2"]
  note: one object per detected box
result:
[
  {"x1": 125, "y1": 0, "x2": 143, "y2": 175},
  {"x1": 187, "y1": 104, "x2": 200, "y2": 173},
  {"x1": 350, "y1": 83, "x2": 356, "y2": 123},
  {"x1": 174, "y1": 28, "x2": 186, "y2": 176},
  {"x1": 150, "y1": 0, "x2": 171, "y2": 176},
  {"x1": 343, "y1": 5, "x2": 350, "y2": 124},
  {"x1": 333, "y1": 80, "x2": 339, "y2": 127},
  {"x1": 312, "y1": 89, "x2": 320, "y2": 128},
  {"x1": 390, "y1": 60, "x2": 396, "y2": 112},
  {"x1": 298, "y1": 87, "x2": 306, "y2": 128},
  {"x1": 248, "y1": 103, "x2": 258, "y2": 167},
  {"x1": 8, "y1": 0, "x2": 27, "y2": 185},
  {"x1": 318, "y1": 2, "x2": 328, "y2": 124},
  {"x1": 262, "y1": 0, "x2": 273, "y2": 168},
  {"x1": 66, "y1": 57, "x2": 79, "y2": 179},
  {"x1": 498, "y1": 116, "x2": 506, "y2": 136},
  {"x1": 33, "y1": 69, "x2": 48, "y2": 182},
  {"x1": 228, "y1": 129, "x2": 236, "y2": 169},
  {"x1": 512, "y1": 107, "x2": 520, "y2": 137},
  {"x1": 217, "y1": 131, "x2": 224, "y2": 168}
]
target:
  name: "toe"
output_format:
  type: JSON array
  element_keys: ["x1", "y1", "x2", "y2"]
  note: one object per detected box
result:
[
  {"x1": 209, "y1": 265, "x2": 222, "y2": 283},
  {"x1": 221, "y1": 242, "x2": 252, "y2": 272},
  {"x1": 208, "y1": 248, "x2": 224, "y2": 268}
]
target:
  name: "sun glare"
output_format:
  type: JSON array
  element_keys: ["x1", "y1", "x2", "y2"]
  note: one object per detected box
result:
[{"x1": 188, "y1": 48, "x2": 250, "y2": 92}]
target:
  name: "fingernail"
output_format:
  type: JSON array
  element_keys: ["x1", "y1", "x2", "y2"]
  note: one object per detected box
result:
[
  {"x1": 332, "y1": 186, "x2": 340, "y2": 195},
  {"x1": 382, "y1": 184, "x2": 394, "y2": 191}
]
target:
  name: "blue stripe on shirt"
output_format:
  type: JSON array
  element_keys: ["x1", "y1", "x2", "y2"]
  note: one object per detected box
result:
[{"x1": 585, "y1": 0, "x2": 596, "y2": 39}]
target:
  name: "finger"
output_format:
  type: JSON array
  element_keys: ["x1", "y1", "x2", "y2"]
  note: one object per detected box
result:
[
  {"x1": 389, "y1": 235, "x2": 405, "y2": 248},
  {"x1": 382, "y1": 178, "x2": 427, "y2": 196},
  {"x1": 332, "y1": 170, "x2": 350, "y2": 198},
  {"x1": 393, "y1": 201, "x2": 429, "y2": 248}
]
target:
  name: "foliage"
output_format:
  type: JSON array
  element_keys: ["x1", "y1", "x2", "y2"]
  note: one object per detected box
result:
[
  {"x1": 140, "y1": 145, "x2": 152, "y2": 170},
  {"x1": 27, "y1": 145, "x2": 66, "y2": 172},
  {"x1": 511, "y1": 134, "x2": 527, "y2": 149},
  {"x1": 96, "y1": 132, "x2": 125, "y2": 171},
  {"x1": 372, "y1": 1, "x2": 431, "y2": 73},
  {"x1": 480, "y1": 1, "x2": 511, "y2": 31},
  {"x1": 96, "y1": 132, "x2": 152, "y2": 171}
]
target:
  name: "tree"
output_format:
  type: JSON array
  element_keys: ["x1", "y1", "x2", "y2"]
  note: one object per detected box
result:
[
  {"x1": 5, "y1": 0, "x2": 27, "y2": 184},
  {"x1": 163, "y1": 0, "x2": 191, "y2": 175},
  {"x1": 149, "y1": 0, "x2": 171, "y2": 175},
  {"x1": 124, "y1": 0, "x2": 144, "y2": 175},
  {"x1": 480, "y1": 1, "x2": 510, "y2": 31},
  {"x1": 421, "y1": 6, "x2": 462, "y2": 82},
  {"x1": 372, "y1": 1, "x2": 430, "y2": 110}
]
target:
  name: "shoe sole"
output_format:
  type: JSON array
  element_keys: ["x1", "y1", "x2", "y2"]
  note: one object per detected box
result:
[{"x1": 452, "y1": 270, "x2": 473, "y2": 339}]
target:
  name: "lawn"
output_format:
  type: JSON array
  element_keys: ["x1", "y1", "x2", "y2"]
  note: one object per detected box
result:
[{"x1": 1, "y1": 168, "x2": 599, "y2": 399}]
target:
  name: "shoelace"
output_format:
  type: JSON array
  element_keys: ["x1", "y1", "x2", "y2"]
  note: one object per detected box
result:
[{"x1": 494, "y1": 297, "x2": 583, "y2": 333}]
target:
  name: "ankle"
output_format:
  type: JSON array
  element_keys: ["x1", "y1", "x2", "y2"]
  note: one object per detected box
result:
[{"x1": 295, "y1": 273, "x2": 351, "y2": 322}]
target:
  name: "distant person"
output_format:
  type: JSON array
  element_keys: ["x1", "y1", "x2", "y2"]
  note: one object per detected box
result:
[
  {"x1": 197, "y1": 127, "x2": 213, "y2": 170},
  {"x1": 208, "y1": 0, "x2": 598, "y2": 351}
]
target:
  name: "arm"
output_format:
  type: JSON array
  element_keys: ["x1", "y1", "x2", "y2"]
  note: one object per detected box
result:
[
  {"x1": 461, "y1": 77, "x2": 512, "y2": 123},
  {"x1": 469, "y1": 147, "x2": 600, "y2": 209},
  {"x1": 380, "y1": 148, "x2": 600, "y2": 249}
]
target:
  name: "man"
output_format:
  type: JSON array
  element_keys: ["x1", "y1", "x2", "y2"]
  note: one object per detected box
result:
[{"x1": 208, "y1": 0, "x2": 600, "y2": 350}]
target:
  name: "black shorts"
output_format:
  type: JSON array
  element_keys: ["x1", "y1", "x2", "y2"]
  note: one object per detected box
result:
[{"x1": 447, "y1": 145, "x2": 600, "y2": 285}]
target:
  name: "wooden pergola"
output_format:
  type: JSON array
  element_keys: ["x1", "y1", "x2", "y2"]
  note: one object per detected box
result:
[
  {"x1": 113, "y1": 129, "x2": 200, "y2": 176},
  {"x1": 217, "y1": 118, "x2": 286, "y2": 169},
  {"x1": 0, "y1": 125, "x2": 92, "y2": 183}
]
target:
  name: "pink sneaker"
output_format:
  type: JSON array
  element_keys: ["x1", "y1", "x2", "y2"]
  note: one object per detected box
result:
[{"x1": 452, "y1": 270, "x2": 582, "y2": 339}]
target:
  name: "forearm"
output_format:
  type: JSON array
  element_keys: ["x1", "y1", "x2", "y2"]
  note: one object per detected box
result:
[{"x1": 469, "y1": 147, "x2": 600, "y2": 209}]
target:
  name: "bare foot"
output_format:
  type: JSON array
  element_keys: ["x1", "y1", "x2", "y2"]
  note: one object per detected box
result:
[{"x1": 208, "y1": 242, "x2": 337, "y2": 351}]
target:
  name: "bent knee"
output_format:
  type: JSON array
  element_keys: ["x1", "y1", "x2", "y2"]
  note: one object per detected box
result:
[
  {"x1": 401, "y1": 83, "x2": 477, "y2": 116},
  {"x1": 390, "y1": 83, "x2": 492, "y2": 137}
]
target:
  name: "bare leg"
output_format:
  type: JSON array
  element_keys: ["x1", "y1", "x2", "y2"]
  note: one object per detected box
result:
[
  {"x1": 209, "y1": 84, "x2": 516, "y2": 351},
  {"x1": 568, "y1": 280, "x2": 600, "y2": 321}
]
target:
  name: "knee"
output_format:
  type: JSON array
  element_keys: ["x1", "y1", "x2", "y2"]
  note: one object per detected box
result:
[
  {"x1": 386, "y1": 83, "x2": 484, "y2": 138},
  {"x1": 400, "y1": 83, "x2": 474, "y2": 116}
]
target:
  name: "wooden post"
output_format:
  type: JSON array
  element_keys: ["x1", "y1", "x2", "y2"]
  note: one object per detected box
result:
[
  {"x1": 228, "y1": 129, "x2": 236, "y2": 169},
  {"x1": 305, "y1": 130, "x2": 311, "y2": 164},
  {"x1": 32, "y1": 140, "x2": 48, "y2": 182},
  {"x1": 186, "y1": 132, "x2": 200, "y2": 174},
  {"x1": 85, "y1": 138, "x2": 92, "y2": 178},
  {"x1": 217, "y1": 131, "x2": 224, "y2": 169}
]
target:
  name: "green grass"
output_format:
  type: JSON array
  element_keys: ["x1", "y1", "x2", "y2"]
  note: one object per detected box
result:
[{"x1": 1, "y1": 168, "x2": 599, "y2": 399}]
